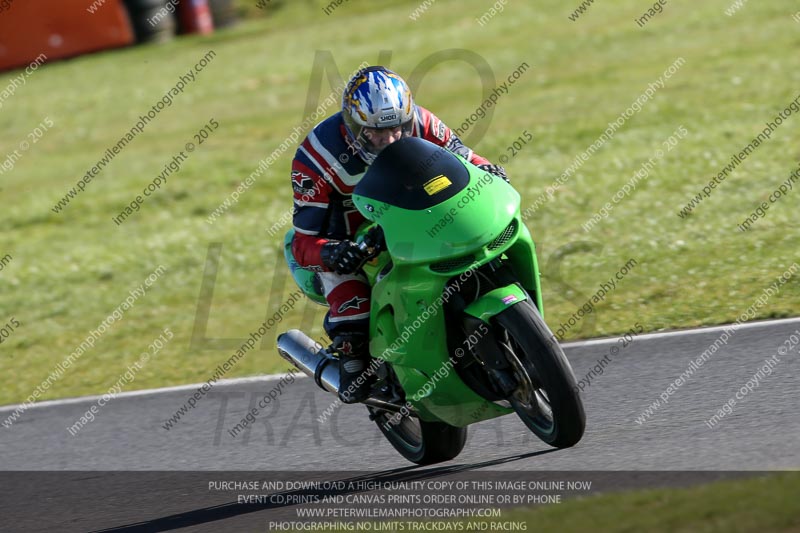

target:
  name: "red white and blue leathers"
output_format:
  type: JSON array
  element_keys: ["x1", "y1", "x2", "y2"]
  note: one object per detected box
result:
[{"x1": 290, "y1": 106, "x2": 492, "y2": 334}]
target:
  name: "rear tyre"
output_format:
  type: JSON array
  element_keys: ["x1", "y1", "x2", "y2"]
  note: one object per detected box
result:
[
  {"x1": 367, "y1": 407, "x2": 467, "y2": 465},
  {"x1": 494, "y1": 300, "x2": 585, "y2": 448}
]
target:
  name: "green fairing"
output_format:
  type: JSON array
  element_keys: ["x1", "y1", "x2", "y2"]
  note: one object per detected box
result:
[{"x1": 286, "y1": 140, "x2": 545, "y2": 427}]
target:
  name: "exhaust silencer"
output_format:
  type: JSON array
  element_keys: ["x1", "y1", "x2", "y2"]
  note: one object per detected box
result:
[
  {"x1": 276, "y1": 329, "x2": 415, "y2": 416},
  {"x1": 277, "y1": 329, "x2": 339, "y2": 395}
]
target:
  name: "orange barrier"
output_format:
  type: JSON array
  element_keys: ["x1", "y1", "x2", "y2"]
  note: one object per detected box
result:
[{"x1": 0, "y1": 0, "x2": 134, "y2": 72}]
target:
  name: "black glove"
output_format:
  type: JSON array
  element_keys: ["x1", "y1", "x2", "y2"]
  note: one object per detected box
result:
[
  {"x1": 321, "y1": 240, "x2": 368, "y2": 275},
  {"x1": 478, "y1": 164, "x2": 510, "y2": 183}
]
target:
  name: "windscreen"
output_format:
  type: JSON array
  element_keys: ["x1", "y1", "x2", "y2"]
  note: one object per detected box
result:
[{"x1": 355, "y1": 137, "x2": 470, "y2": 210}]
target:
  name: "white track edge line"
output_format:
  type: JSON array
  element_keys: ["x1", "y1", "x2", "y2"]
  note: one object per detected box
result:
[
  {"x1": 562, "y1": 316, "x2": 800, "y2": 348},
  {"x1": 0, "y1": 373, "x2": 306, "y2": 413},
  {"x1": 2, "y1": 317, "x2": 798, "y2": 413}
]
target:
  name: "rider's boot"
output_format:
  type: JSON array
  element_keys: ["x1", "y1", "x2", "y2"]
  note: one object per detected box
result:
[{"x1": 333, "y1": 332, "x2": 376, "y2": 404}]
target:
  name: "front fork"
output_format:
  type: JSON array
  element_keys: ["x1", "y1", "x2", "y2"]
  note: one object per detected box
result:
[
  {"x1": 460, "y1": 283, "x2": 530, "y2": 396},
  {"x1": 462, "y1": 315, "x2": 518, "y2": 395}
]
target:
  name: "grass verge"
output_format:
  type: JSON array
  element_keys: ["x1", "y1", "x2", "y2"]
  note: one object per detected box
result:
[{"x1": 0, "y1": 0, "x2": 798, "y2": 404}]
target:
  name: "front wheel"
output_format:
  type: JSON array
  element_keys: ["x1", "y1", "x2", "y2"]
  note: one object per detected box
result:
[
  {"x1": 493, "y1": 300, "x2": 585, "y2": 448},
  {"x1": 367, "y1": 407, "x2": 467, "y2": 465}
]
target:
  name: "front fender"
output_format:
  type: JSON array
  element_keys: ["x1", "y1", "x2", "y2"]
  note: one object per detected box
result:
[{"x1": 463, "y1": 284, "x2": 528, "y2": 323}]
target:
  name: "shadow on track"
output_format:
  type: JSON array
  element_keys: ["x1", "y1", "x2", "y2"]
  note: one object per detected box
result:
[{"x1": 92, "y1": 448, "x2": 558, "y2": 532}]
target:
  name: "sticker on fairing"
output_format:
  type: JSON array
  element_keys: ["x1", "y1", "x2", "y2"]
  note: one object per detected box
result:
[
  {"x1": 502, "y1": 294, "x2": 519, "y2": 305},
  {"x1": 423, "y1": 175, "x2": 452, "y2": 195}
]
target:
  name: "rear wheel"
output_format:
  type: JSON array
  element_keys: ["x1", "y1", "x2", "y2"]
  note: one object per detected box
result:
[
  {"x1": 493, "y1": 300, "x2": 585, "y2": 448},
  {"x1": 367, "y1": 407, "x2": 467, "y2": 465}
]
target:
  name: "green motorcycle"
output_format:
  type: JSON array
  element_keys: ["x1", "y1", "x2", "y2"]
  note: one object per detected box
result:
[{"x1": 278, "y1": 137, "x2": 585, "y2": 465}]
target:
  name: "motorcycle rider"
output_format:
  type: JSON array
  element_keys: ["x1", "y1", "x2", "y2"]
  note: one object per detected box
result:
[{"x1": 290, "y1": 66, "x2": 508, "y2": 403}]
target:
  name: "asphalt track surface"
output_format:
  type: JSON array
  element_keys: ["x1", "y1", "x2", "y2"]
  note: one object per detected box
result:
[{"x1": 1, "y1": 318, "x2": 798, "y2": 531}]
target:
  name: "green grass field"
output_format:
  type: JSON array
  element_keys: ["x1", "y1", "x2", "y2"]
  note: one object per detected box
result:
[
  {"x1": 1, "y1": 0, "x2": 799, "y2": 405},
  {"x1": 327, "y1": 472, "x2": 800, "y2": 532},
  {"x1": 494, "y1": 472, "x2": 800, "y2": 532}
]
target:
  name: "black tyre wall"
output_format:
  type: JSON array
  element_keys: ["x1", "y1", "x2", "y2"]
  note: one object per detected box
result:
[{"x1": 123, "y1": 0, "x2": 176, "y2": 44}]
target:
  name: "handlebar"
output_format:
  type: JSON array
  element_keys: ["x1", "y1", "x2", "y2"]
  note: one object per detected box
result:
[{"x1": 358, "y1": 225, "x2": 384, "y2": 257}]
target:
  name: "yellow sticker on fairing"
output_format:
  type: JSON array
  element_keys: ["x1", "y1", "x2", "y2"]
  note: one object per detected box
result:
[{"x1": 423, "y1": 175, "x2": 452, "y2": 195}]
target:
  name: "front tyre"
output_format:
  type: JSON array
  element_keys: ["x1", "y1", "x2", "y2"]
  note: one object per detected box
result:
[
  {"x1": 367, "y1": 407, "x2": 467, "y2": 465},
  {"x1": 494, "y1": 300, "x2": 585, "y2": 448}
]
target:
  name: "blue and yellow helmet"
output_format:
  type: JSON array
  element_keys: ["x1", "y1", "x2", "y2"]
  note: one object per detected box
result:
[{"x1": 342, "y1": 66, "x2": 415, "y2": 164}]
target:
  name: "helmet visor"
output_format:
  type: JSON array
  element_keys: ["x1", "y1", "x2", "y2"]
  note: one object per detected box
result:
[{"x1": 358, "y1": 120, "x2": 414, "y2": 159}]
